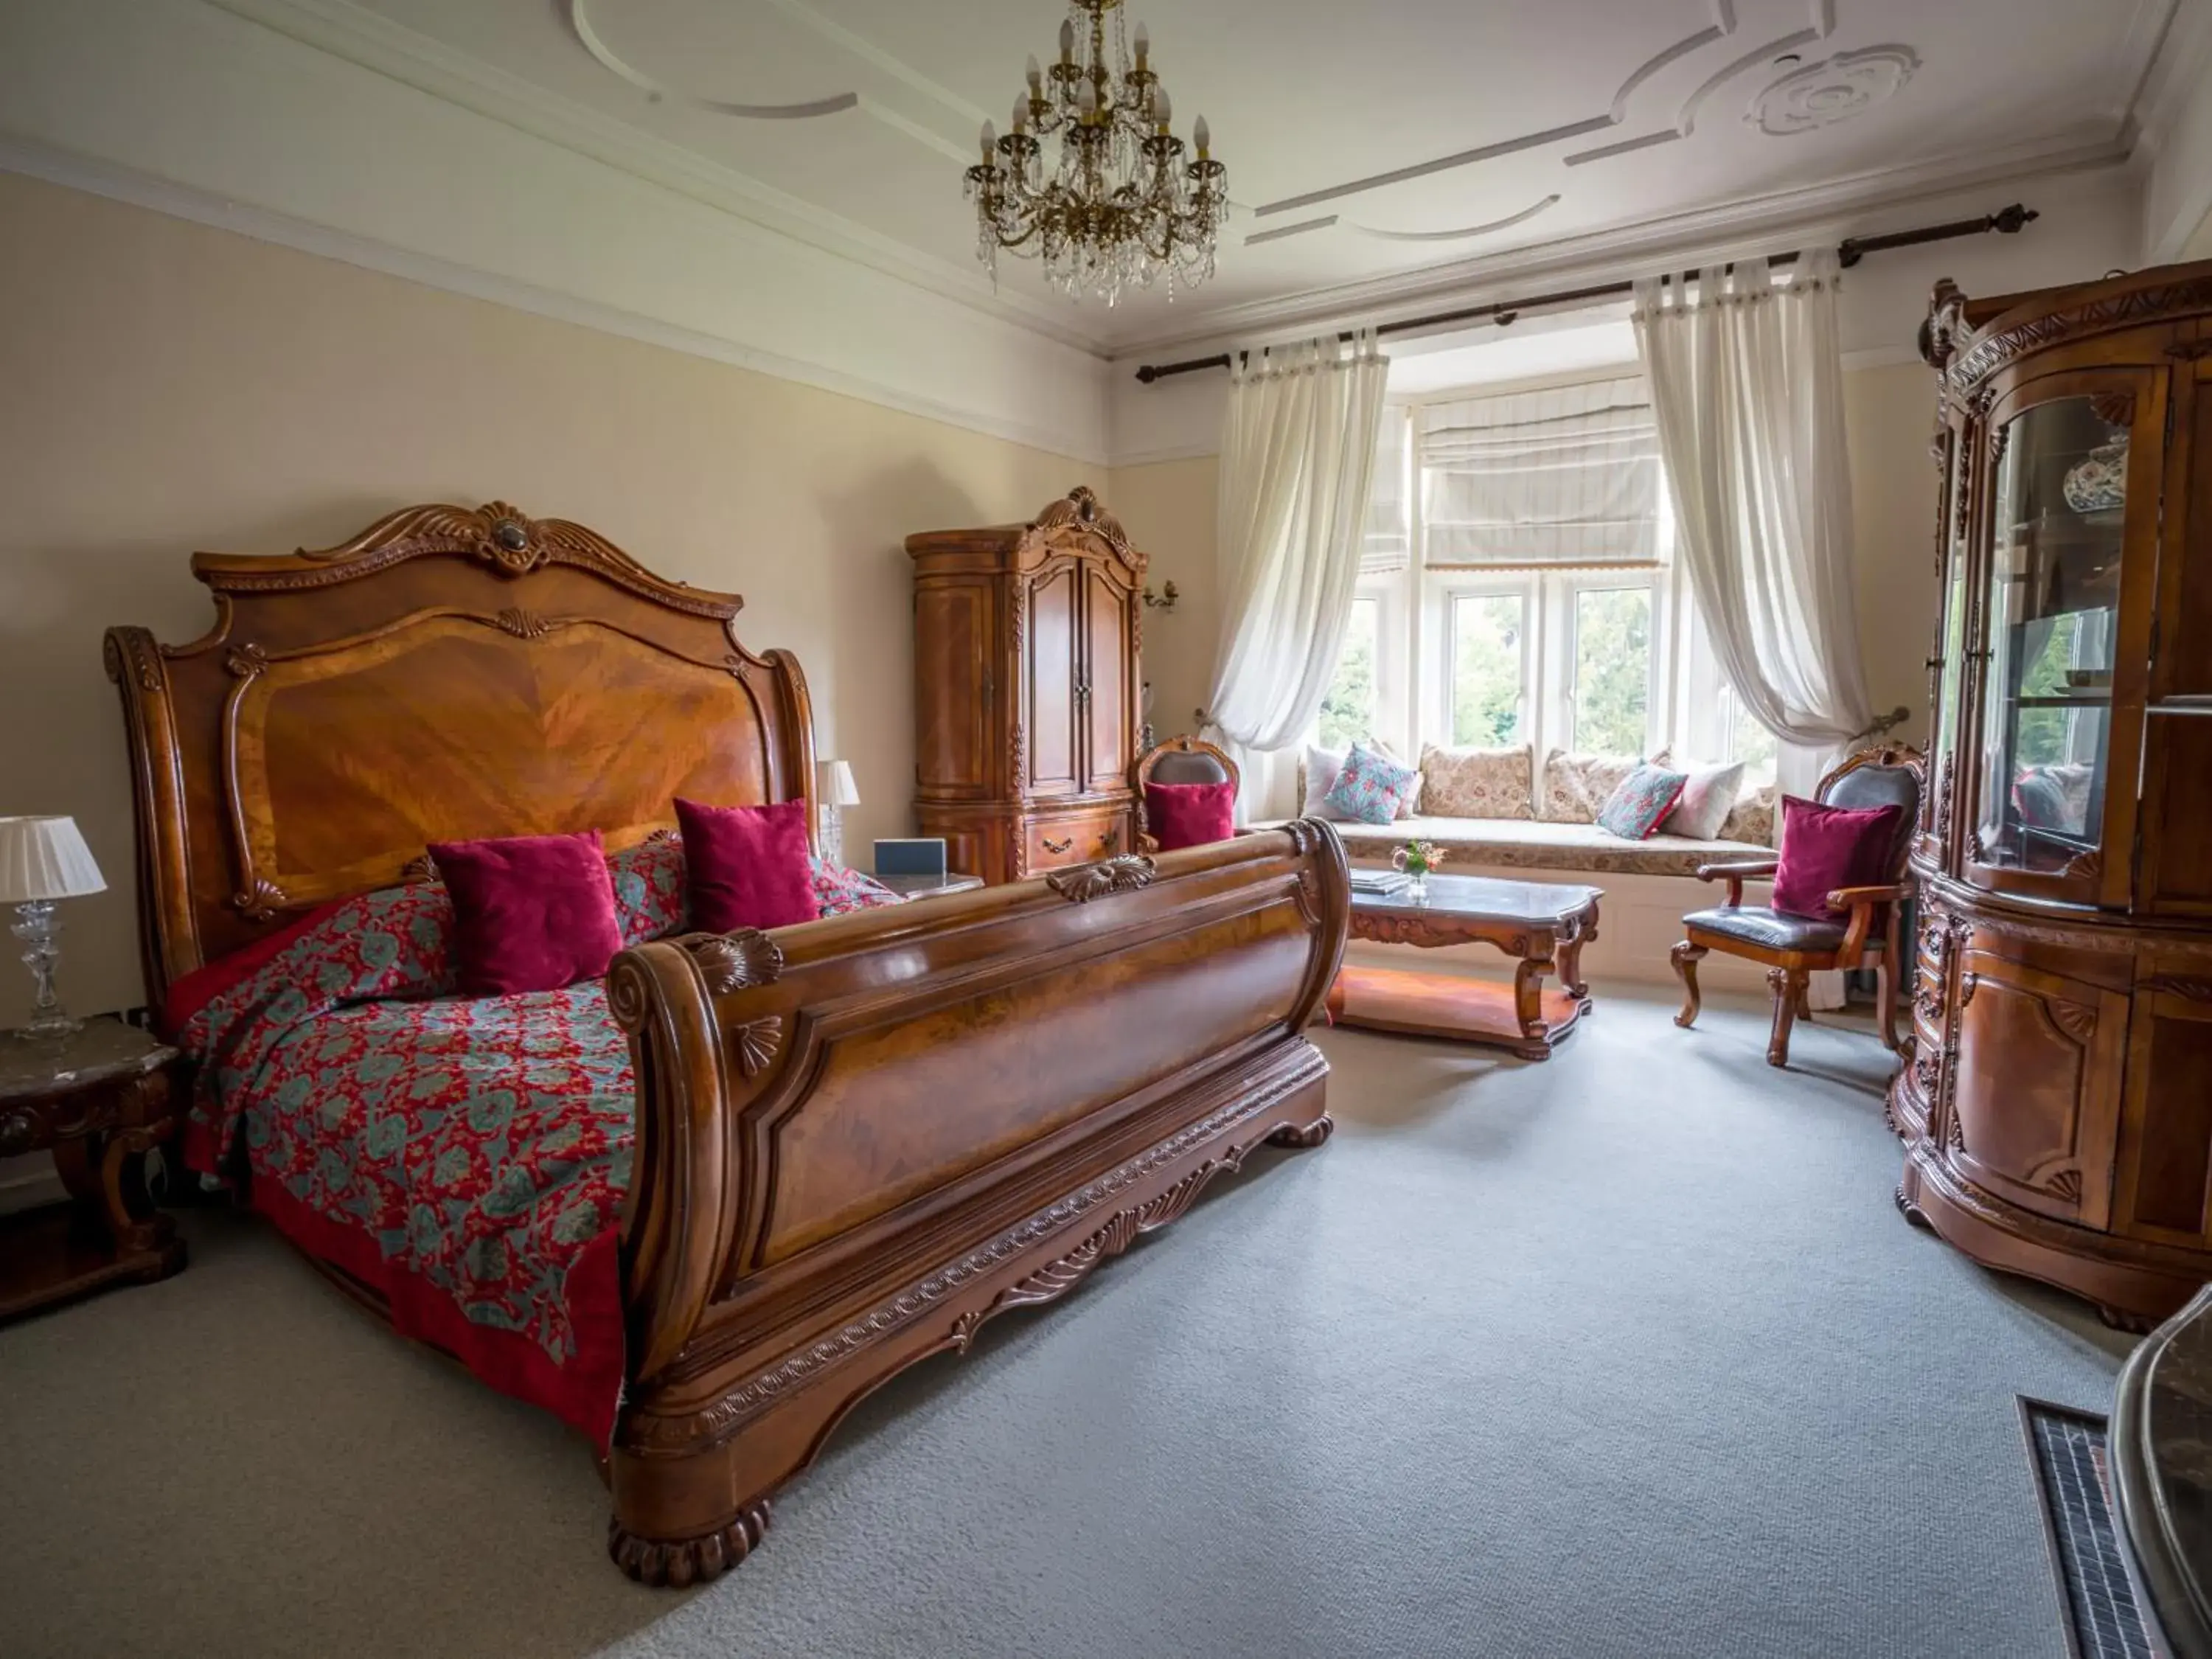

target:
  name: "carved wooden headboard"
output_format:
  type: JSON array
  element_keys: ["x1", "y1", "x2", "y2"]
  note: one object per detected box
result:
[{"x1": 105, "y1": 501, "x2": 816, "y2": 1004}]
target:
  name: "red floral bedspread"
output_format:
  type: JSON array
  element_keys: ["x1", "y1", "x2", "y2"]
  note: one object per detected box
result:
[{"x1": 173, "y1": 838, "x2": 899, "y2": 1447}]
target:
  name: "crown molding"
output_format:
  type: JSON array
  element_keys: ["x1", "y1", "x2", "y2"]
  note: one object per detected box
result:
[
  {"x1": 1112, "y1": 131, "x2": 2134, "y2": 358},
  {"x1": 2115, "y1": 0, "x2": 2194, "y2": 138},
  {"x1": 0, "y1": 134, "x2": 1110, "y2": 466},
  {"x1": 204, "y1": 0, "x2": 1114, "y2": 356}
]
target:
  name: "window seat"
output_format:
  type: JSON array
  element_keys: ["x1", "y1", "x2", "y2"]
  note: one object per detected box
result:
[{"x1": 1251, "y1": 815, "x2": 1773, "y2": 880}]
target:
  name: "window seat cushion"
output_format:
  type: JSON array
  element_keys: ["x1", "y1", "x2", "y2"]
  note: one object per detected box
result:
[{"x1": 1253, "y1": 814, "x2": 1775, "y2": 880}]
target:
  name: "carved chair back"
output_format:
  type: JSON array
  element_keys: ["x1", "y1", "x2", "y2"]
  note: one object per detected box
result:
[
  {"x1": 1816, "y1": 745, "x2": 1926, "y2": 882},
  {"x1": 1131, "y1": 736, "x2": 1239, "y2": 844}
]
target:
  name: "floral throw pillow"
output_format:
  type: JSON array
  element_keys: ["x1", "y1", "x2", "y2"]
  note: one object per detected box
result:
[
  {"x1": 1304, "y1": 740, "x2": 1421, "y2": 819},
  {"x1": 1537, "y1": 748, "x2": 1670, "y2": 824},
  {"x1": 1322, "y1": 742, "x2": 1421, "y2": 825},
  {"x1": 1720, "y1": 785, "x2": 1778, "y2": 848},
  {"x1": 1419, "y1": 743, "x2": 1534, "y2": 821},
  {"x1": 1596, "y1": 763, "x2": 1690, "y2": 841}
]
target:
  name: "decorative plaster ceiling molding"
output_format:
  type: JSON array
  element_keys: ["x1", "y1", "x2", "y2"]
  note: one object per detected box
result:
[
  {"x1": 1254, "y1": 0, "x2": 1848, "y2": 220},
  {"x1": 206, "y1": 0, "x2": 1113, "y2": 352},
  {"x1": 1114, "y1": 136, "x2": 2132, "y2": 358},
  {"x1": 1349, "y1": 195, "x2": 1563, "y2": 244},
  {"x1": 566, "y1": 1, "x2": 859, "y2": 122},
  {"x1": 0, "y1": 133, "x2": 1113, "y2": 464},
  {"x1": 1568, "y1": 27, "x2": 1822, "y2": 164},
  {"x1": 1750, "y1": 46, "x2": 1921, "y2": 137},
  {"x1": 566, "y1": 0, "x2": 979, "y2": 166}
]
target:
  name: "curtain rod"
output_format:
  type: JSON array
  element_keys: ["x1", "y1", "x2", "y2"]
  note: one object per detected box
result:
[{"x1": 1130, "y1": 204, "x2": 2039, "y2": 383}]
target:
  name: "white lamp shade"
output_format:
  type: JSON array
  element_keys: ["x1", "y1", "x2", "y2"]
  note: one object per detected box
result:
[
  {"x1": 0, "y1": 816, "x2": 106, "y2": 902},
  {"x1": 817, "y1": 760, "x2": 861, "y2": 809}
]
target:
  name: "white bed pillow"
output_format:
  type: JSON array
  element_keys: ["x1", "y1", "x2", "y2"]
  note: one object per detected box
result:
[{"x1": 1661, "y1": 759, "x2": 1747, "y2": 840}]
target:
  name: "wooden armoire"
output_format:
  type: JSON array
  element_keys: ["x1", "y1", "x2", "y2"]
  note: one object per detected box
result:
[
  {"x1": 1896, "y1": 263, "x2": 2212, "y2": 1329},
  {"x1": 905, "y1": 486, "x2": 1146, "y2": 886}
]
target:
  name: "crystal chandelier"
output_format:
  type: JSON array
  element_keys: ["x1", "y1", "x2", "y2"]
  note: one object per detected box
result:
[{"x1": 964, "y1": 1, "x2": 1227, "y2": 305}]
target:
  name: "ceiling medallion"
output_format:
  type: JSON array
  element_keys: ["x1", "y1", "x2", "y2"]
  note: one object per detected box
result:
[
  {"x1": 1748, "y1": 46, "x2": 1920, "y2": 136},
  {"x1": 965, "y1": 1, "x2": 1227, "y2": 305}
]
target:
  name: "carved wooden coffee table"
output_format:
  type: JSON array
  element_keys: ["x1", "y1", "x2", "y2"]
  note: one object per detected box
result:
[{"x1": 1324, "y1": 874, "x2": 1601, "y2": 1060}]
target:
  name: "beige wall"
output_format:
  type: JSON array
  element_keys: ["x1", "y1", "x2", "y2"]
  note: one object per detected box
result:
[
  {"x1": 1110, "y1": 360, "x2": 1947, "y2": 766},
  {"x1": 0, "y1": 170, "x2": 1102, "y2": 1025},
  {"x1": 1103, "y1": 457, "x2": 1220, "y2": 747},
  {"x1": 1842, "y1": 363, "x2": 1944, "y2": 750}
]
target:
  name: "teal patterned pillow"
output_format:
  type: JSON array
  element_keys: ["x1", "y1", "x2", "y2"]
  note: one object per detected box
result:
[
  {"x1": 1323, "y1": 742, "x2": 1420, "y2": 825},
  {"x1": 1597, "y1": 762, "x2": 1690, "y2": 841}
]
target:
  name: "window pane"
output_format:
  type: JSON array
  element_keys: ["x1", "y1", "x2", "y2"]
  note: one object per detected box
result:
[
  {"x1": 1727, "y1": 686, "x2": 1778, "y2": 779},
  {"x1": 1318, "y1": 597, "x2": 1379, "y2": 750},
  {"x1": 1571, "y1": 587, "x2": 1650, "y2": 755},
  {"x1": 1451, "y1": 594, "x2": 1525, "y2": 745}
]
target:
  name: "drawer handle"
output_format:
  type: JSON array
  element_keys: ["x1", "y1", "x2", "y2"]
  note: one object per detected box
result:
[
  {"x1": 1042, "y1": 835, "x2": 1074, "y2": 855},
  {"x1": 1099, "y1": 827, "x2": 1119, "y2": 852}
]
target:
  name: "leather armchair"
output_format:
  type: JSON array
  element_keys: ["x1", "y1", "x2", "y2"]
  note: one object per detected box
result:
[{"x1": 1671, "y1": 745, "x2": 1924, "y2": 1068}]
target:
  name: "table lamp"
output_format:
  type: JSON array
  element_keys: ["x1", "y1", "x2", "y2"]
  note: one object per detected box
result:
[
  {"x1": 0, "y1": 815, "x2": 107, "y2": 1039},
  {"x1": 816, "y1": 760, "x2": 860, "y2": 869}
]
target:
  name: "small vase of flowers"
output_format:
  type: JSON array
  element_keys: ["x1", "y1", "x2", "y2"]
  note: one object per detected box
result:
[{"x1": 1391, "y1": 839, "x2": 1444, "y2": 902}]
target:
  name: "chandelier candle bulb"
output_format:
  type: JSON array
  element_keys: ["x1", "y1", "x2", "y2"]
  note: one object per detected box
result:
[
  {"x1": 1026, "y1": 53, "x2": 1042, "y2": 91},
  {"x1": 981, "y1": 120, "x2": 996, "y2": 159},
  {"x1": 1135, "y1": 23, "x2": 1149, "y2": 64},
  {"x1": 1154, "y1": 86, "x2": 1172, "y2": 128},
  {"x1": 1059, "y1": 17, "x2": 1074, "y2": 62},
  {"x1": 1194, "y1": 115, "x2": 1209, "y2": 157}
]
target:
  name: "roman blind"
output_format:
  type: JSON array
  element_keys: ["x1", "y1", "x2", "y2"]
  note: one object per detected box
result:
[
  {"x1": 1361, "y1": 404, "x2": 1411, "y2": 573},
  {"x1": 1420, "y1": 375, "x2": 1661, "y2": 568}
]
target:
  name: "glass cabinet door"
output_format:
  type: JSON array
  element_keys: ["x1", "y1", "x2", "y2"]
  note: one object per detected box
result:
[{"x1": 1967, "y1": 383, "x2": 2152, "y2": 902}]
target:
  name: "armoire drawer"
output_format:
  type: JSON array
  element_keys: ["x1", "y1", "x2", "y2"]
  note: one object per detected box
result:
[{"x1": 1026, "y1": 810, "x2": 1127, "y2": 872}]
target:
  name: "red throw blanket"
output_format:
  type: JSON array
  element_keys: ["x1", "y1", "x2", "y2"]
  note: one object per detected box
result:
[{"x1": 172, "y1": 839, "x2": 899, "y2": 1447}]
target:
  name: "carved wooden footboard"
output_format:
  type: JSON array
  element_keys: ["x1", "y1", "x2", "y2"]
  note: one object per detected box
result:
[{"x1": 604, "y1": 824, "x2": 1349, "y2": 1584}]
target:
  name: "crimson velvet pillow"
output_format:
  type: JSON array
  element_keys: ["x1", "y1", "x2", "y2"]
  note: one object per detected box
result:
[
  {"x1": 674, "y1": 797, "x2": 821, "y2": 931},
  {"x1": 428, "y1": 830, "x2": 624, "y2": 995},
  {"x1": 1145, "y1": 781, "x2": 1235, "y2": 851},
  {"x1": 1770, "y1": 797, "x2": 1904, "y2": 919}
]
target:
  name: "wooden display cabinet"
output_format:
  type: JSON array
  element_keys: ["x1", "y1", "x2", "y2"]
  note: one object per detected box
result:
[{"x1": 1897, "y1": 264, "x2": 2212, "y2": 1328}]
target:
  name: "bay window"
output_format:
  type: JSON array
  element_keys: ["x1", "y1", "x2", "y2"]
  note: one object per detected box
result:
[{"x1": 1317, "y1": 368, "x2": 1775, "y2": 782}]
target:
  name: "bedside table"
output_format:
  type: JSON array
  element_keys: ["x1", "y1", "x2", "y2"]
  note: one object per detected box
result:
[{"x1": 0, "y1": 1015, "x2": 186, "y2": 1321}]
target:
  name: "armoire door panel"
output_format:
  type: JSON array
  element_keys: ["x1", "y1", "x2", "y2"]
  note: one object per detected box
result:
[
  {"x1": 912, "y1": 582, "x2": 993, "y2": 797},
  {"x1": 1949, "y1": 950, "x2": 2125, "y2": 1226},
  {"x1": 1024, "y1": 566, "x2": 1080, "y2": 796},
  {"x1": 1082, "y1": 569, "x2": 1133, "y2": 793}
]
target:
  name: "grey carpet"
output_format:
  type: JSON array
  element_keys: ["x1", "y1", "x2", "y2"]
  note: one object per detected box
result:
[{"x1": 0, "y1": 987, "x2": 2129, "y2": 1659}]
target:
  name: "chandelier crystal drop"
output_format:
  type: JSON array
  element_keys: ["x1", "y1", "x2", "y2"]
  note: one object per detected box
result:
[{"x1": 964, "y1": 0, "x2": 1227, "y2": 306}]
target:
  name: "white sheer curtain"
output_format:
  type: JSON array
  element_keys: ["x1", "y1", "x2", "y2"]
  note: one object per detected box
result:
[
  {"x1": 1631, "y1": 251, "x2": 1875, "y2": 765},
  {"x1": 1207, "y1": 332, "x2": 1390, "y2": 813}
]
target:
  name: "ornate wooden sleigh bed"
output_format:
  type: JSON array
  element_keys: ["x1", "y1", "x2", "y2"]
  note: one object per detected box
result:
[{"x1": 105, "y1": 501, "x2": 1349, "y2": 1585}]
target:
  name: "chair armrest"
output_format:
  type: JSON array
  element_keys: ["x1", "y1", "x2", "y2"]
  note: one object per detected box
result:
[
  {"x1": 1824, "y1": 884, "x2": 1905, "y2": 909},
  {"x1": 1826, "y1": 884, "x2": 1906, "y2": 964},
  {"x1": 1695, "y1": 859, "x2": 1778, "y2": 908}
]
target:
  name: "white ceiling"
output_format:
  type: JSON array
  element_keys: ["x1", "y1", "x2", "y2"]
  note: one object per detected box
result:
[{"x1": 239, "y1": 0, "x2": 2176, "y2": 352}]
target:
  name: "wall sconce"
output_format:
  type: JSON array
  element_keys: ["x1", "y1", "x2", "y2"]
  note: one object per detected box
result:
[{"x1": 1142, "y1": 580, "x2": 1180, "y2": 611}]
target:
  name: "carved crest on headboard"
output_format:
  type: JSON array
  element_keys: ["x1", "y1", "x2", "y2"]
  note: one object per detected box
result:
[{"x1": 187, "y1": 501, "x2": 741, "y2": 620}]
